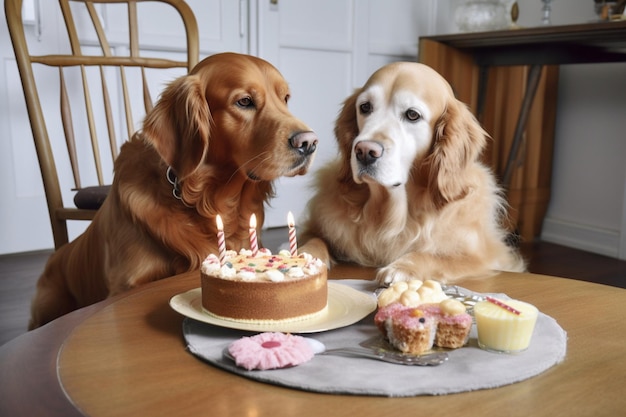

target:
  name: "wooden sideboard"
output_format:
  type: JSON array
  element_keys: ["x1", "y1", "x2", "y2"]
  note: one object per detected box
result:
[{"x1": 419, "y1": 21, "x2": 626, "y2": 241}]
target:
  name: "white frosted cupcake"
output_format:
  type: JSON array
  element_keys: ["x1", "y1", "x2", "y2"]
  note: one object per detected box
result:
[{"x1": 474, "y1": 297, "x2": 538, "y2": 353}]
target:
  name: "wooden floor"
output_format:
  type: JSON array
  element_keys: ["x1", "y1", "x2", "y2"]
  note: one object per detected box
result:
[{"x1": 1, "y1": 232, "x2": 624, "y2": 347}]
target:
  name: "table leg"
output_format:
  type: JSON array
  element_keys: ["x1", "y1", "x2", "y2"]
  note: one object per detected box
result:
[
  {"x1": 476, "y1": 64, "x2": 489, "y2": 123},
  {"x1": 502, "y1": 64, "x2": 544, "y2": 187}
]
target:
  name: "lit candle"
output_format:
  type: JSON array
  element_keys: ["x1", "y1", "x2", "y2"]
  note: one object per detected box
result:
[
  {"x1": 249, "y1": 213, "x2": 258, "y2": 256},
  {"x1": 216, "y1": 214, "x2": 226, "y2": 265},
  {"x1": 287, "y1": 211, "x2": 297, "y2": 257}
]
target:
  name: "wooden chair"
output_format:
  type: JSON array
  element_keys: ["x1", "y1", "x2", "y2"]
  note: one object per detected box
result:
[{"x1": 5, "y1": 0, "x2": 199, "y2": 249}]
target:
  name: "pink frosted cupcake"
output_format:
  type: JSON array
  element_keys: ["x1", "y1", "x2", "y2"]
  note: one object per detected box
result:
[
  {"x1": 374, "y1": 299, "x2": 472, "y2": 353},
  {"x1": 228, "y1": 332, "x2": 314, "y2": 370}
]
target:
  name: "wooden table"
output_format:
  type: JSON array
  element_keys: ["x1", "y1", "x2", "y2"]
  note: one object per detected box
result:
[
  {"x1": 1, "y1": 266, "x2": 625, "y2": 416},
  {"x1": 419, "y1": 21, "x2": 626, "y2": 239}
]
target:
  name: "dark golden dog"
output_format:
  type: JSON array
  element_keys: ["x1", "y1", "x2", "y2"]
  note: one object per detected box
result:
[{"x1": 30, "y1": 53, "x2": 318, "y2": 329}]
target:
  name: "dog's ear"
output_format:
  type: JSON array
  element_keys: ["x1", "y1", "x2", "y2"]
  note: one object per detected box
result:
[
  {"x1": 141, "y1": 74, "x2": 211, "y2": 180},
  {"x1": 334, "y1": 90, "x2": 361, "y2": 183},
  {"x1": 426, "y1": 98, "x2": 488, "y2": 208}
]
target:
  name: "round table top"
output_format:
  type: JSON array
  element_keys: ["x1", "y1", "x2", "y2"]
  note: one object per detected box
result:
[{"x1": 1, "y1": 265, "x2": 625, "y2": 416}]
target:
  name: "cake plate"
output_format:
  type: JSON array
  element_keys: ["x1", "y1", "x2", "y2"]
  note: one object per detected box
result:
[{"x1": 169, "y1": 282, "x2": 377, "y2": 333}]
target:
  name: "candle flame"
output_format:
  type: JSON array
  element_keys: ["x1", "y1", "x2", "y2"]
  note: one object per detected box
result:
[
  {"x1": 249, "y1": 213, "x2": 257, "y2": 229},
  {"x1": 287, "y1": 211, "x2": 295, "y2": 228},
  {"x1": 216, "y1": 214, "x2": 224, "y2": 231}
]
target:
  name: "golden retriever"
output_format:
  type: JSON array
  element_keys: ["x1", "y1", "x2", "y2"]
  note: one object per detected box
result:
[
  {"x1": 29, "y1": 52, "x2": 318, "y2": 329},
  {"x1": 300, "y1": 62, "x2": 525, "y2": 285}
]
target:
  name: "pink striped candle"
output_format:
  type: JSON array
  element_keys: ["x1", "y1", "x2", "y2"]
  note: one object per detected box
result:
[
  {"x1": 287, "y1": 211, "x2": 297, "y2": 256},
  {"x1": 486, "y1": 296, "x2": 521, "y2": 315},
  {"x1": 249, "y1": 213, "x2": 258, "y2": 256},
  {"x1": 215, "y1": 214, "x2": 226, "y2": 265}
]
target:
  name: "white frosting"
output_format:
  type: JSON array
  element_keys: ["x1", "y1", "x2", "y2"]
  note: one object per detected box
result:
[
  {"x1": 237, "y1": 270, "x2": 256, "y2": 281},
  {"x1": 287, "y1": 267, "x2": 305, "y2": 278},
  {"x1": 219, "y1": 264, "x2": 236, "y2": 279},
  {"x1": 378, "y1": 279, "x2": 448, "y2": 307},
  {"x1": 265, "y1": 269, "x2": 285, "y2": 282}
]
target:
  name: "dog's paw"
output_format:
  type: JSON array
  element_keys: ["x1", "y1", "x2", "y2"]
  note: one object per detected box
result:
[
  {"x1": 298, "y1": 238, "x2": 331, "y2": 267},
  {"x1": 375, "y1": 264, "x2": 415, "y2": 286}
]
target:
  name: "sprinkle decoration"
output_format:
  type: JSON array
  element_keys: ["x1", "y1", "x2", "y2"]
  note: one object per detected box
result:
[
  {"x1": 287, "y1": 211, "x2": 298, "y2": 257},
  {"x1": 486, "y1": 296, "x2": 521, "y2": 315},
  {"x1": 249, "y1": 213, "x2": 259, "y2": 257},
  {"x1": 215, "y1": 214, "x2": 226, "y2": 265}
]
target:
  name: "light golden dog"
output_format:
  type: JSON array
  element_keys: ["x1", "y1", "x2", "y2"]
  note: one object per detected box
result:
[
  {"x1": 30, "y1": 53, "x2": 318, "y2": 329},
  {"x1": 300, "y1": 62, "x2": 525, "y2": 285}
]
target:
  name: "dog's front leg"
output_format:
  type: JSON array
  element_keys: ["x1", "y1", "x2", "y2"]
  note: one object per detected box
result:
[
  {"x1": 376, "y1": 250, "x2": 494, "y2": 286},
  {"x1": 375, "y1": 252, "x2": 450, "y2": 286}
]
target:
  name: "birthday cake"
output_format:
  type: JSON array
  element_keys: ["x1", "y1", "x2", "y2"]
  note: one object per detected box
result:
[{"x1": 200, "y1": 248, "x2": 328, "y2": 323}]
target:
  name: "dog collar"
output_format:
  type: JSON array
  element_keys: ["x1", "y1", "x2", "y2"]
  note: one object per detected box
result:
[{"x1": 166, "y1": 166, "x2": 193, "y2": 208}]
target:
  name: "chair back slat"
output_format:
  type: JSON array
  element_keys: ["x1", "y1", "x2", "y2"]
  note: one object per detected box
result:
[
  {"x1": 99, "y1": 66, "x2": 118, "y2": 160},
  {"x1": 85, "y1": 3, "x2": 118, "y2": 161},
  {"x1": 85, "y1": 1, "x2": 113, "y2": 57},
  {"x1": 142, "y1": 67, "x2": 154, "y2": 114},
  {"x1": 59, "y1": 68, "x2": 82, "y2": 189},
  {"x1": 59, "y1": 0, "x2": 82, "y2": 56},
  {"x1": 119, "y1": 66, "x2": 135, "y2": 143},
  {"x1": 128, "y1": 2, "x2": 140, "y2": 58},
  {"x1": 79, "y1": 65, "x2": 105, "y2": 186}
]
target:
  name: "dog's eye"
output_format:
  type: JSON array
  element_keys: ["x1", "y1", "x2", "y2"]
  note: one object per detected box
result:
[
  {"x1": 405, "y1": 108, "x2": 421, "y2": 122},
  {"x1": 359, "y1": 102, "x2": 373, "y2": 115},
  {"x1": 236, "y1": 97, "x2": 254, "y2": 108},
  {"x1": 284, "y1": 94, "x2": 290, "y2": 104}
]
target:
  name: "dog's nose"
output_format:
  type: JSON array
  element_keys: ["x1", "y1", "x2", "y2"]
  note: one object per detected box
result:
[
  {"x1": 355, "y1": 140, "x2": 384, "y2": 165},
  {"x1": 289, "y1": 131, "x2": 318, "y2": 156}
]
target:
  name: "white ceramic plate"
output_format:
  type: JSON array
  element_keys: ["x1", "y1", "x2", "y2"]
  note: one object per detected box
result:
[{"x1": 169, "y1": 282, "x2": 377, "y2": 333}]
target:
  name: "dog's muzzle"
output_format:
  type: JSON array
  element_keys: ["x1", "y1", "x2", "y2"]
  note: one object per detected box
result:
[
  {"x1": 283, "y1": 131, "x2": 318, "y2": 176},
  {"x1": 352, "y1": 140, "x2": 402, "y2": 187}
]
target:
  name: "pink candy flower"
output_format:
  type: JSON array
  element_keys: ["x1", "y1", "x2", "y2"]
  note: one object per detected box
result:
[{"x1": 228, "y1": 332, "x2": 314, "y2": 370}]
